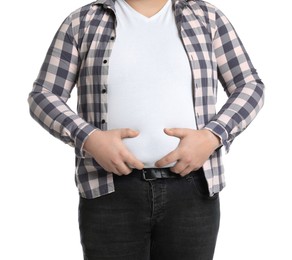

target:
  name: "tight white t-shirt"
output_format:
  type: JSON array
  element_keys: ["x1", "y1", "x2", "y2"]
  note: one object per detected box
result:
[{"x1": 107, "y1": 0, "x2": 197, "y2": 167}]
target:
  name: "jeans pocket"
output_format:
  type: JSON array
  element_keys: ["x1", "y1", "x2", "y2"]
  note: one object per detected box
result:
[{"x1": 186, "y1": 171, "x2": 219, "y2": 201}]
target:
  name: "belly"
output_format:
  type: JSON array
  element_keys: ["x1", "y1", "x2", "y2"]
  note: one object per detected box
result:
[{"x1": 122, "y1": 128, "x2": 179, "y2": 168}]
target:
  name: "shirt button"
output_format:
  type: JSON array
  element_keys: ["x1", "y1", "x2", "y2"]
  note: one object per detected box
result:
[
  {"x1": 103, "y1": 60, "x2": 108, "y2": 64},
  {"x1": 101, "y1": 119, "x2": 106, "y2": 124},
  {"x1": 110, "y1": 36, "x2": 115, "y2": 40},
  {"x1": 102, "y1": 89, "x2": 107, "y2": 94}
]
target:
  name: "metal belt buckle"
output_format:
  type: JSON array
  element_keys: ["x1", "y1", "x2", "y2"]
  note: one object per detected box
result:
[{"x1": 142, "y1": 169, "x2": 157, "y2": 181}]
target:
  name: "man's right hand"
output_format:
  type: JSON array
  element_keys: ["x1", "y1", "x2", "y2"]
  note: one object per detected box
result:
[{"x1": 83, "y1": 128, "x2": 144, "y2": 175}]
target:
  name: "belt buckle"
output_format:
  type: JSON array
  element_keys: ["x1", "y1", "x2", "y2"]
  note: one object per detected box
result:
[{"x1": 142, "y1": 169, "x2": 157, "y2": 181}]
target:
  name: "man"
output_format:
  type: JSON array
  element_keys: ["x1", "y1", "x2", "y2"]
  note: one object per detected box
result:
[{"x1": 28, "y1": 0, "x2": 264, "y2": 259}]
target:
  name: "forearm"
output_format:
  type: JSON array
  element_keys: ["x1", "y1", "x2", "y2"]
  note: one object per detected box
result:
[
  {"x1": 204, "y1": 79, "x2": 264, "y2": 151},
  {"x1": 28, "y1": 87, "x2": 96, "y2": 157}
]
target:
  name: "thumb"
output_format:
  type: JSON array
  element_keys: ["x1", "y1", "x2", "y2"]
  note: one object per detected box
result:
[
  {"x1": 164, "y1": 128, "x2": 188, "y2": 138},
  {"x1": 120, "y1": 128, "x2": 140, "y2": 139}
]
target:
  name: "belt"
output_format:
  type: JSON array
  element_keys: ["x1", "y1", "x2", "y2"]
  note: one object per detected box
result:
[{"x1": 132, "y1": 168, "x2": 181, "y2": 181}]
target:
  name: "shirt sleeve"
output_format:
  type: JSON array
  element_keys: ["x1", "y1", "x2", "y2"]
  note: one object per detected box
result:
[
  {"x1": 204, "y1": 7, "x2": 265, "y2": 153},
  {"x1": 28, "y1": 15, "x2": 97, "y2": 158}
]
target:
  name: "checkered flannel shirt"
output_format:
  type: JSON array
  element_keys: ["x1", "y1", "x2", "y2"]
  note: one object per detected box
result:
[{"x1": 28, "y1": 0, "x2": 265, "y2": 198}]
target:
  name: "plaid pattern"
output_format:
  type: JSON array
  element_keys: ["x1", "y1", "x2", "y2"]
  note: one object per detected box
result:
[{"x1": 28, "y1": 0, "x2": 264, "y2": 198}]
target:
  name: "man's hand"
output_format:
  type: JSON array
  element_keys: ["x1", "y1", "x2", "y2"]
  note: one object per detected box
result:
[
  {"x1": 155, "y1": 128, "x2": 221, "y2": 176},
  {"x1": 83, "y1": 128, "x2": 144, "y2": 175}
]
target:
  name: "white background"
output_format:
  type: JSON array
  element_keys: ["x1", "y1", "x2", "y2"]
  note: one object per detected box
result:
[{"x1": 0, "y1": 0, "x2": 291, "y2": 259}]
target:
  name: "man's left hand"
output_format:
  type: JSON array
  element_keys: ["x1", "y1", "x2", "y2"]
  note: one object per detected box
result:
[{"x1": 155, "y1": 128, "x2": 221, "y2": 176}]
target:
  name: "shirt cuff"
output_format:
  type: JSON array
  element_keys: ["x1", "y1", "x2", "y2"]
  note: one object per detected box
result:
[
  {"x1": 74, "y1": 123, "x2": 98, "y2": 158},
  {"x1": 203, "y1": 121, "x2": 230, "y2": 153}
]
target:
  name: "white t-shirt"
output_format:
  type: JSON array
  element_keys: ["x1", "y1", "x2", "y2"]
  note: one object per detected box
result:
[{"x1": 107, "y1": 0, "x2": 197, "y2": 167}]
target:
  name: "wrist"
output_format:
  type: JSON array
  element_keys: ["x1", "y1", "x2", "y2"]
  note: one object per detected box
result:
[
  {"x1": 202, "y1": 129, "x2": 221, "y2": 150},
  {"x1": 83, "y1": 129, "x2": 102, "y2": 155}
]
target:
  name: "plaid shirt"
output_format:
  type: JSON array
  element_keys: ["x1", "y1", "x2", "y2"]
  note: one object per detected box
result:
[{"x1": 28, "y1": 0, "x2": 264, "y2": 198}]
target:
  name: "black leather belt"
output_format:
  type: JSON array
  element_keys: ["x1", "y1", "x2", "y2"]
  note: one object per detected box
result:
[{"x1": 132, "y1": 168, "x2": 181, "y2": 181}]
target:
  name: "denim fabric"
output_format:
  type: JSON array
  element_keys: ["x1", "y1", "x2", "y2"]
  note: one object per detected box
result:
[{"x1": 78, "y1": 169, "x2": 220, "y2": 260}]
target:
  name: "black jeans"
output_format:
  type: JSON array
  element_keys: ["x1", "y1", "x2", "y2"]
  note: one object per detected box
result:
[{"x1": 78, "y1": 169, "x2": 220, "y2": 260}]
